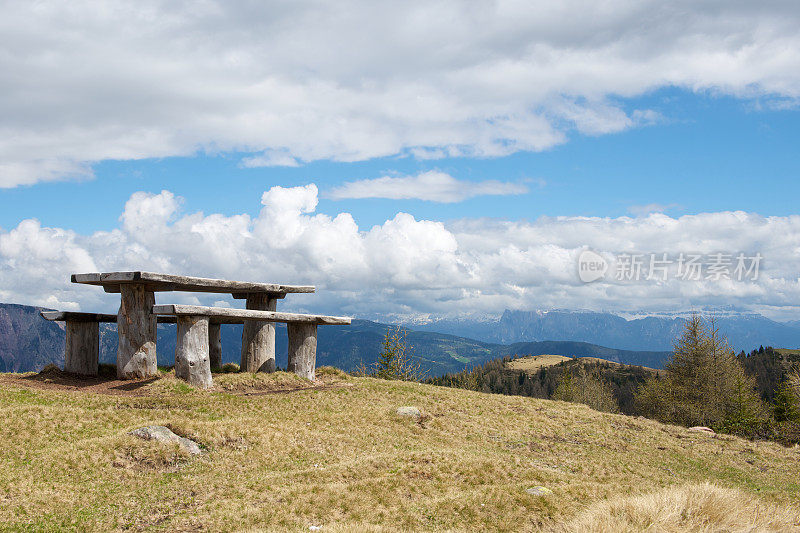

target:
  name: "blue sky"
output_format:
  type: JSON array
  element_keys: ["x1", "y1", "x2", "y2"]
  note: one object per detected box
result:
[{"x1": 1, "y1": 2, "x2": 799, "y2": 320}]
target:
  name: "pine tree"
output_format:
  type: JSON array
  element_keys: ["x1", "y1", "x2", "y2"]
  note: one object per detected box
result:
[
  {"x1": 718, "y1": 370, "x2": 768, "y2": 436},
  {"x1": 635, "y1": 314, "x2": 767, "y2": 436},
  {"x1": 663, "y1": 314, "x2": 710, "y2": 424},
  {"x1": 372, "y1": 327, "x2": 426, "y2": 381},
  {"x1": 553, "y1": 370, "x2": 575, "y2": 402},
  {"x1": 774, "y1": 379, "x2": 800, "y2": 423},
  {"x1": 773, "y1": 371, "x2": 800, "y2": 444},
  {"x1": 553, "y1": 365, "x2": 619, "y2": 413}
]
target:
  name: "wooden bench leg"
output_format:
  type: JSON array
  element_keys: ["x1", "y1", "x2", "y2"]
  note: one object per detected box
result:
[
  {"x1": 64, "y1": 321, "x2": 99, "y2": 376},
  {"x1": 287, "y1": 323, "x2": 317, "y2": 380},
  {"x1": 240, "y1": 294, "x2": 276, "y2": 372},
  {"x1": 117, "y1": 283, "x2": 158, "y2": 379},
  {"x1": 209, "y1": 323, "x2": 222, "y2": 370},
  {"x1": 175, "y1": 315, "x2": 212, "y2": 388}
]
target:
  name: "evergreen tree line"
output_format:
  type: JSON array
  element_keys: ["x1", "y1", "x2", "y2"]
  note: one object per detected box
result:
[
  {"x1": 427, "y1": 316, "x2": 800, "y2": 445},
  {"x1": 426, "y1": 357, "x2": 652, "y2": 414},
  {"x1": 736, "y1": 345, "x2": 797, "y2": 403}
]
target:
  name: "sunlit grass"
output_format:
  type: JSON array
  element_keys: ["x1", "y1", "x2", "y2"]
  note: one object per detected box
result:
[
  {"x1": 0, "y1": 369, "x2": 798, "y2": 531},
  {"x1": 506, "y1": 354, "x2": 573, "y2": 372}
]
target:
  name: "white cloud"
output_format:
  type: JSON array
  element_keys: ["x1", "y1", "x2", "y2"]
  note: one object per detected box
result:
[
  {"x1": 1, "y1": 185, "x2": 800, "y2": 320},
  {"x1": 0, "y1": 219, "x2": 97, "y2": 308},
  {"x1": 1, "y1": 1, "x2": 800, "y2": 186},
  {"x1": 327, "y1": 171, "x2": 528, "y2": 202}
]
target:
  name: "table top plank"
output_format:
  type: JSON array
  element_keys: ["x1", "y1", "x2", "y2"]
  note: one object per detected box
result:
[
  {"x1": 72, "y1": 272, "x2": 315, "y2": 295},
  {"x1": 153, "y1": 304, "x2": 351, "y2": 325}
]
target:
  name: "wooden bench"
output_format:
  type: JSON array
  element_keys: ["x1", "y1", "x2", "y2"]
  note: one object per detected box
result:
[
  {"x1": 41, "y1": 305, "x2": 350, "y2": 386},
  {"x1": 40, "y1": 310, "x2": 258, "y2": 376},
  {"x1": 152, "y1": 304, "x2": 351, "y2": 388},
  {"x1": 40, "y1": 311, "x2": 179, "y2": 376}
]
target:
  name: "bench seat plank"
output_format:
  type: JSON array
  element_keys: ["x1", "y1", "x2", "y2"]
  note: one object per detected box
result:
[
  {"x1": 152, "y1": 304, "x2": 351, "y2": 325},
  {"x1": 40, "y1": 311, "x2": 248, "y2": 325},
  {"x1": 72, "y1": 272, "x2": 315, "y2": 296},
  {"x1": 41, "y1": 311, "x2": 118, "y2": 322}
]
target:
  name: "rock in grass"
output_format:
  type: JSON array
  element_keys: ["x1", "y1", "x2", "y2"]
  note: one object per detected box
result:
[
  {"x1": 689, "y1": 426, "x2": 715, "y2": 435},
  {"x1": 130, "y1": 425, "x2": 201, "y2": 455},
  {"x1": 396, "y1": 406, "x2": 421, "y2": 419},
  {"x1": 526, "y1": 486, "x2": 553, "y2": 496}
]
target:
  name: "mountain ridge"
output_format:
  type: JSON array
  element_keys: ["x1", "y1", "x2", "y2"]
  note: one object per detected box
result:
[
  {"x1": 0, "y1": 302, "x2": 673, "y2": 374},
  {"x1": 408, "y1": 308, "x2": 800, "y2": 351}
]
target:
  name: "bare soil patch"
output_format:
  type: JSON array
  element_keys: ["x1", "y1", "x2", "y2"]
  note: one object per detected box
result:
[
  {"x1": 0, "y1": 365, "x2": 352, "y2": 397},
  {"x1": 0, "y1": 366, "x2": 157, "y2": 396}
]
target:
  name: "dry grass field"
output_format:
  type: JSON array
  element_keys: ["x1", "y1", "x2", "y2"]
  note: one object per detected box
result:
[
  {"x1": 505, "y1": 354, "x2": 574, "y2": 372},
  {"x1": 506, "y1": 355, "x2": 661, "y2": 376},
  {"x1": 0, "y1": 367, "x2": 799, "y2": 531}
]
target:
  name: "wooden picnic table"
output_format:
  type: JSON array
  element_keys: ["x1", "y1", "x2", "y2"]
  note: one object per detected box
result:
[{"x1": 72, "y1": 271, "x2": 315, "y2": 379}]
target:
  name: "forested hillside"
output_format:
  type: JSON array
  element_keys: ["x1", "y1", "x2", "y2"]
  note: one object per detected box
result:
[
  {"x1": 428, "y1": 355, "x2": 655, "y2": 414},
  {"x1": 738, "y1": 346, "x2": 800, "y2": 402}
]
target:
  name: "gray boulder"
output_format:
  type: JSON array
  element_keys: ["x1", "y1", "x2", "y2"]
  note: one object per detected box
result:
[
  {"x1": 689, "y1": 426, "x2": 715, "y2": 435},
  {"x1": 526, "y1": 486, "x2": 553, "y2": 496},
  {"x1": 130, "y1": 425, "x2": 202, "y2": 455},
  {"x1": 396, "y1": 406, "x2": 421, "y2": 419}
]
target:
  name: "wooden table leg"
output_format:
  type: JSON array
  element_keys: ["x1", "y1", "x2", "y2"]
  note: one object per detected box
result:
[
  {"x1": 287, "y1": 323, "x2": 317, "y2": 380},
  {"x1": 240, "y1": 293, "x2": 276, "y2": 372},
  {"x1": 209, "y1": 323, "x2": 222, "y2": 370},
  {"x1": 65, "y1": 321, "x2": 99, "y2": 376},
  {"x1": 175, "y1": 315, "x2": 212, "y2": 388},
  {"x1": 117, "y1": 283, "x2": 158, "y2": 379}
]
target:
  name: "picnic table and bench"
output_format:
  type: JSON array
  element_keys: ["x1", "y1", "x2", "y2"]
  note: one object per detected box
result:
[{"x1": 40, "y1": 272, "x2": 351, "y2": 388}]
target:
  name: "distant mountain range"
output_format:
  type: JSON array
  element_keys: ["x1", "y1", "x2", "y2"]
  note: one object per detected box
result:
[
  {"x1": 407, "y1": 309, "x2": 800, "y2": 352},
  {"x1": 1, "y1": 302, "x2": 677, "y2": 375},
  {"x1": 2, "y1": 303, "x2": 797, "y2": 375},
  {"x1": 0, "y1": 303, "x2": 65, "y2": 372}
]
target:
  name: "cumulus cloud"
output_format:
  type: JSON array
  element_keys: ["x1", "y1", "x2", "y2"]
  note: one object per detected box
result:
[
  {"x1": 0, "y1": 219, "x2": 97, "y2": 310},
  {"x1": 1, "y1": 185, "x2": 799, "y2": 320},
  {"x1": 327, "y1": 171, "x2": 528, "y2": 202},
  {"x1": 1, "y1": 1, "x2": 800, "y2": 186}
]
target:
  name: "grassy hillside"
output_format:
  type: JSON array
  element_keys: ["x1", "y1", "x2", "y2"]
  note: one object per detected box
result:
[
  {"x1": 498, "y1": 341, "x2": 671, "y2": 370},
  {"x1": 429, "y1": 355, "x2": 657, "y2": 415},
  {"x1": 1, "y1": 369, "x2": 799, "y2": 531},
  {"x1": 505, "y1": 354, "x2": 573, "y2": 372},
  {"x1": 506, "y1": 354, "x2": 659, "y2": 374}
]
